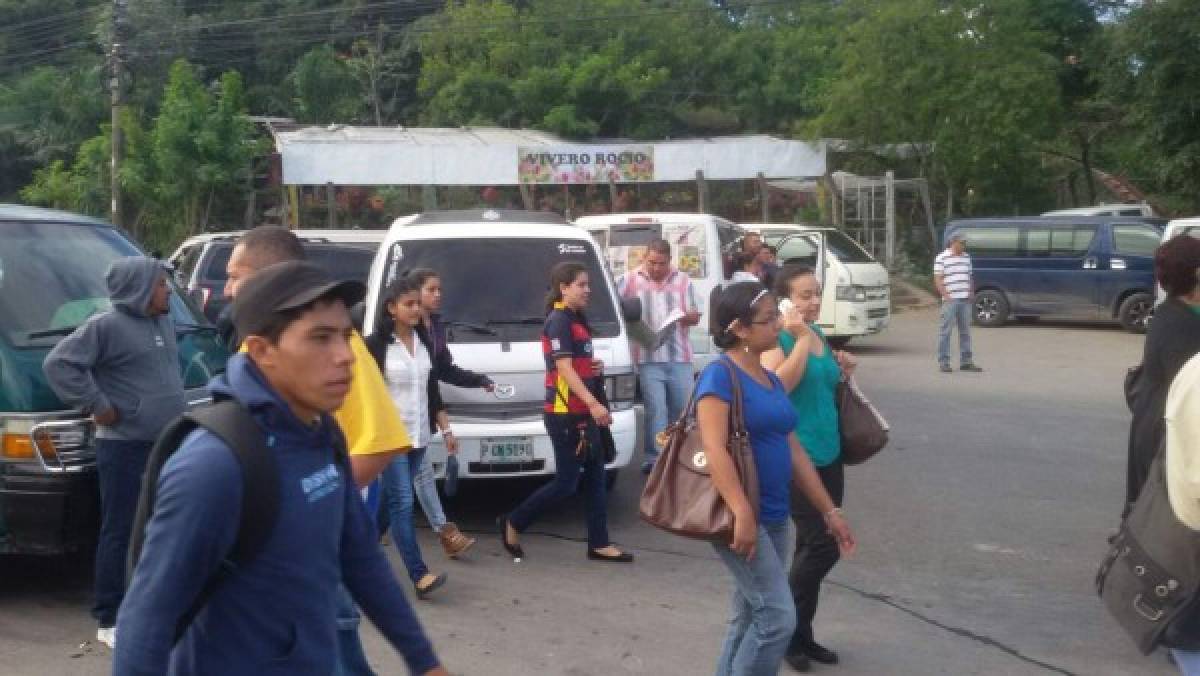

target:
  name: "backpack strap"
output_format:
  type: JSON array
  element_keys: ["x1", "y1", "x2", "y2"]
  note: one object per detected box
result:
[{"x1": 126, "y1": 398, "x2": 278, "y2": 644}]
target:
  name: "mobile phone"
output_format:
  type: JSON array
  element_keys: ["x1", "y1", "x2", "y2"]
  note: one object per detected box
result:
[{"x1": 779, "y1": 298, "x2": 795, "y2": 315}]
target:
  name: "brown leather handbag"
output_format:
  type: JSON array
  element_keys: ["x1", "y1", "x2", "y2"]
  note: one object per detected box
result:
[
  {"x1": 836, "y1": 376, "x2": 889, "y2": 465},
  {"x1": 639, "y1": 358, "x2": 759, "y2": 542}
]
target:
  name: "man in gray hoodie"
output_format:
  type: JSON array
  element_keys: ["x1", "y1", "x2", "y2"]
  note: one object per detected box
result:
[{"x1": 43, "y1": 256, "x2": 186, "y2": 649}]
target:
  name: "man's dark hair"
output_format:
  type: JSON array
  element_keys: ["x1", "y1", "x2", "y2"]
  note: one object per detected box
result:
[
  {"x1": 238, "y1": 226, "x2": 306, "y2": 267},
  {"x1": 735, "y1": 250, "x2": 757, "y2": 270},
  {"x1": 646, "y1": 238, "x2": 671, "y2": 257},
  {"x1": 1156, "y1": 234, "x2": 1200, "y2": 298}
]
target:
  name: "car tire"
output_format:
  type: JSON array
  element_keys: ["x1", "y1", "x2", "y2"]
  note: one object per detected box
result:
[
  {"x1": 972, "y1": 290, "x2": 1010, "y2": 327},
  {"x1": 1118, "y1": 292, "x2": 1153, "y2": 334}
]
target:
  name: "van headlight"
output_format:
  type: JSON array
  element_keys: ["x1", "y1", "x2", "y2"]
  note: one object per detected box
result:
[
  {"x1": 836, "y1": 285, "x2": 867, "y2": 302},
  {"x1": 605, "y1": 374, "x2": 637, "y2": 405}
]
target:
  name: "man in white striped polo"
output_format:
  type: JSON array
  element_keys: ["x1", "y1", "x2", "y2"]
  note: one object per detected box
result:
[{"x1": 934, "y1": 233, "x2": 983, "y2": 373}]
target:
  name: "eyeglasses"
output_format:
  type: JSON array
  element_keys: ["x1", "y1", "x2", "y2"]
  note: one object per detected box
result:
[{"x1": 750, "y1": 311, "x2": 782, "y2": 325}]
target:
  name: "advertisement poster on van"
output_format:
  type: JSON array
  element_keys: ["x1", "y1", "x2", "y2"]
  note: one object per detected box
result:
[{"x1": 518, "y1": 145, "x2": 654, "y2": 184}]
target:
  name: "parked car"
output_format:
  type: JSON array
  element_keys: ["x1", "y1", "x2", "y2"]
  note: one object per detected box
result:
[
  {"x1": 1042, "y1": 204, "x2": 1157, "y2": 218},
  {"x1": 752, "y1": 223, "x2": 890, "y2": 347},
  {"x1": 575, "y1": 212, "x2": 745, "y2": 370},
  {"x1": 0, "y1": 205, "x2": 228, "y2": 556},
  {"x1": 169, "y1": 229, "x2": 385, "y2": 322},
  {"x1": 366, "y1": 209, "x2": 640, "y2": 487},
  {"x1": 943, "y1": 216, "x2": 1164, "y2": 333}
]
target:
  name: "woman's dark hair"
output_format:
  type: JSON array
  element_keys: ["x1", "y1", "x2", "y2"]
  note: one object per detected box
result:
[
  {"x1": 710, "y1": 281, "x2": 770, "y2": 349},
  {"x1": 545, "y1": 261, "x2": 588, "y2": 313},
  {"x1": 1156, "y1": 234, "x2": 1200, "y2": 298},
  {"x1": 375, "y1": 274, "x2": 423, "y2": 331},
  {"x1": 772, "y1": 264, "x2": 815, "y2": 298},
  {"x1": 407, "y1": 267, "x2": 439, "y2": 290}
]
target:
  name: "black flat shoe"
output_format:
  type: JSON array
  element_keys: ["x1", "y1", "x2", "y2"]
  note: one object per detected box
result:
[
  {"x1": 799, "y1": 640, "x2": 839, "y2": 665},
  {"x1": 496, "y1": 515, "x2": 524, "y2": 561},
  {"x1": 587, "y1": 547, "x2": 634, "y2": 563},
  {"x1": 784, "y1": 653, "x2": 811, "y2": 672}
]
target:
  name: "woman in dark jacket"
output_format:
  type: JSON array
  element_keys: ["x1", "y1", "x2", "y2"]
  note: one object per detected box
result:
[{"x1": 1126, "y1": 234, "x2": 1200, "y2": 512}]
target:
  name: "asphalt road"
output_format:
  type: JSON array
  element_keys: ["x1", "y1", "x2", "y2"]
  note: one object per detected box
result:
[{"x1": 0, "y1": 307, "x2": 1172, "y2": 675}]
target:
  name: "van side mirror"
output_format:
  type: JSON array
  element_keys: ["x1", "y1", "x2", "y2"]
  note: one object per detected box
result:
[{"x1": 620, "y1": 297, "x2": 642, "y2": 322}]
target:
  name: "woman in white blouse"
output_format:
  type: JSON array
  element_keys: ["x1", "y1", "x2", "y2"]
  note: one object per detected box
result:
[{"x1": 365, "y1": 276, "x2": 446, "y2": 598}]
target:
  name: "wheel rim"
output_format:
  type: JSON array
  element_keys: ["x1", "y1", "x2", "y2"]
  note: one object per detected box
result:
[
  {"x1": 1128, "y1": 300, "x2": 1152, "y2": 329},
  {"x1": 976, "y1": 297, "x2": 998, "y2": 322}
]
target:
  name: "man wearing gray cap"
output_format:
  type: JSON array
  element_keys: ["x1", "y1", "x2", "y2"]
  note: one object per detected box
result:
[{"x1": 934, "y1": 233, "x2": 983, "y2": 373}]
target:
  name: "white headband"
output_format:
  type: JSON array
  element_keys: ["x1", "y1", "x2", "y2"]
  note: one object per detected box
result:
[{"x1": 723, "y1": 288, "x2": 769, "y2": 332}]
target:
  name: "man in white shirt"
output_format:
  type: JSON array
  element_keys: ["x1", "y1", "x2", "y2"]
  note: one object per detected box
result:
[{"x1": 933, "y1": 234, "x2": 983, "y2": 373}]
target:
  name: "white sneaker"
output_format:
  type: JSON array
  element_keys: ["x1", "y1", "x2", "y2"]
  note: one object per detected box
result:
[{"x1": 96, "y1": 626, "x2": 116, "y2": 649}]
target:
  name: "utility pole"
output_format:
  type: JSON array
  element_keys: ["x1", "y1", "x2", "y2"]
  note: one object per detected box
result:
[{"x1": 109, "y1": 0, "x2": 130, "y2": 228}]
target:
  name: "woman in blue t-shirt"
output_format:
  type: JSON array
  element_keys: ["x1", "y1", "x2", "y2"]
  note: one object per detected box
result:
[
  {"x1": 761, "y1": 265, "x2": 858, "y2": 671},
  {"x1": 695, "y1": 281, "x2": 856, "y2": 676}
]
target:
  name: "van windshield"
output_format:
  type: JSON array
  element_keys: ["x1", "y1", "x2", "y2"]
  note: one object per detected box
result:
[
  {"x1": 379, "y1": 238, "x2": 619, "y2": 343},
  {"x1": 0, "y1": 220, "x2": 227, "y2": 411},
  {"x1": 823, "y1": 231, "x2": 875, "y2": 263}
]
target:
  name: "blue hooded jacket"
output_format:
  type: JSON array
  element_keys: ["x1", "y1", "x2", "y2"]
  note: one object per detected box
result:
[
  {"x1": 43, "y1": 256, "x2": 186, "y2": 441},
  {"x1": 114, "y1": 354, "x2": 439, "y2": 675}
]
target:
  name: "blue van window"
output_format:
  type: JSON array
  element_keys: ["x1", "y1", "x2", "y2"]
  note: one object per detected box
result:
[
  {"x1": 1112, "y1": 224, "x2": 1160, "y2": 257},
  {"x1": 966, "y1": 227, "x2": 1019, "y2": 257},
  {"x1": 1050, "y1": 226, "x2": 1096, "y2": 256}
]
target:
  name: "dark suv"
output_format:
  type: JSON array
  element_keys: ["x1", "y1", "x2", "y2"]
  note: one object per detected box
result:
[{"x1": 169, "y1": 230, "x2": 385, "y2": 321}]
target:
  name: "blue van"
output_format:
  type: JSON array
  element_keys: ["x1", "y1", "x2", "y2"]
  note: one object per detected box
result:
[
  {"x1": 942, "y1": 217, "x2": 1164, "y2": 333},
  {"x1": 0, "y1": 205, "x2": 228, "y2": 555}
]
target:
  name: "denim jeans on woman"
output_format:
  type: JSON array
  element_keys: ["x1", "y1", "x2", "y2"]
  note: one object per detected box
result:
[
  {"x1": 509, "y1": 414, "x2": 609, "y2": 549},
  {"x1": 93, "y1": 438, "x2": 153, "y2": 627},
  {"x1": 712, "y1": 520, "x2": 797, "y2": 676},
  {"x1": 412, "y1": 452, "x2": 448, "y2": 532},
  {"x1": 381, "y1": 447, "x2": 431, "y2": 584}
]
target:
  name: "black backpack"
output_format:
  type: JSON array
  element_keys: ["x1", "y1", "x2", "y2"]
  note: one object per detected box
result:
[{"x1": 128, "y1": 398, "x2": 289, "y2": 643}]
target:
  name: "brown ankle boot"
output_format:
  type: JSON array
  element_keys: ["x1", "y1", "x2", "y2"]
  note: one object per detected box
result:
[{"x1": 439, "y1": 522, "x2": 476, "y2": 559}]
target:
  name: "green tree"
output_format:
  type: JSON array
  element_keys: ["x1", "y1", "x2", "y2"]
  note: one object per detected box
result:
[
  {"x1": 290, "y1": 44, "x2": 363, "y2": 124},
  {"x1": 819, "y1": 0, "x2": 1064, "y2": 217}
]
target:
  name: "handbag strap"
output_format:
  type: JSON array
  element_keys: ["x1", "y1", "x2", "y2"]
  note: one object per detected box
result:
[{"x1": 673, "y1": 356, "x2": 749, "y2": 437}]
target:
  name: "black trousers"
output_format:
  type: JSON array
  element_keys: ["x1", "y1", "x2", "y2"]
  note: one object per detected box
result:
[{"x1": 787, "y1": 460, "x2": 845, "y2": 653}]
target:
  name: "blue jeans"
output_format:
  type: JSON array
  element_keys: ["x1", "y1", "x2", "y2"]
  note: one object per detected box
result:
[
  {"x1": 639, "y1": 362, "x2": 693, "y2": 467},
  {"x1": 509, "y1": 414, "x2": 609, "y2": 549},
  {"x1": 93, "y1": 438, "x2": 152, "y2": 627},
  {"x1": 333, "y1": 585, "x2": 374, "y2": 676},
  {"x1": 1175, "y1": 650, "x2": 1200, "y2": 675},
  {"x1": 413, "y1": 451, "x2": 447, "y2": 532},
  {"x1": 937, "y1": 298, "x2": 974, "y2": 366},
  {"x1": 381, "y1": 447, "x2": 430, "y2": 584},
  {"x1": 712, "y1": 521, "x2": 797, "y2": 676}
]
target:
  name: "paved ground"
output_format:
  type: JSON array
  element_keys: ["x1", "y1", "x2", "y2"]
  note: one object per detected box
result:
[{"x1": 0, "y1": 308, "x2": 1173, "y2": 675}]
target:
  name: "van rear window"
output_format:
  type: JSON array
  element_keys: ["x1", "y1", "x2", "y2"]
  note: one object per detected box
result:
[{"x1": 378, "y1": 238, "x2": 619, "y2": 343}]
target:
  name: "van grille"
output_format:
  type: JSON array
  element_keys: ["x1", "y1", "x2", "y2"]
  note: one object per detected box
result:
[
  {"x1": 868, "y1": 308, "x2": 889, "y2": 319},
  {"x1": 445, "y1": 402, "x2": 545, "y2": 421},
  {"x1": 865, "y1": 285, "x2": 889, "y2": 301}
]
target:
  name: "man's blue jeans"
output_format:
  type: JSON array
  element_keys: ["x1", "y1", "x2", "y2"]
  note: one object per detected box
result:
[
  {"x1": 509, "y1": 415, "x2": 609, "y2": 549},
  {"x1": 712, "y1": 521, "x2": 797, "y2": 676},
  {"x1": 638, "y1": 362, "x2": 693, "y2": 468},
  {"x1": 381, "y1": 447, "x2": 430, "y2": 584},
  {"x1": 93, "y1": 438, "x2": 152, "y2": 627},
  {"x1": 333, "y1": 585, "x2": 375, "y2": 676},
  {"x1": 937, "y1": 298, "x2": 974, "y2": 367}
]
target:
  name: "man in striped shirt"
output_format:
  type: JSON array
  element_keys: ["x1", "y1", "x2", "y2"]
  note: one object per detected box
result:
[
  {"x1": 934, "y1": 234, "x2": 983, "y2": 373},
  {"x1": 617, "y1": 239, "x2": 701, "y2": 474}
]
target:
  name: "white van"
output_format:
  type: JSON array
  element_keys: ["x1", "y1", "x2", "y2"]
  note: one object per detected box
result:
[
  {"x1": 752, "y1": 224, "x2": 890, "y2": 346},
  {"x1": 364, "y1": 210, "x2": 639, "y2": 484},
  {"x1": 1042, "y1": 204, "x2": 1156, "y2": 218},
  {"x1": 1157, "y1": 217, "x2": 1200, "y2": 303},
  {"x1": 574, "y1": 213, "x2": 744, "y2": 369}
]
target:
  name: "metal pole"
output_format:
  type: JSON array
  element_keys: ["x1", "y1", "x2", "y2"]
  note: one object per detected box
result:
[
  {"x1": 110, "y1": 0, "x2": 129, "y2": 228},
  {"x1": 885, "y1": 170, "x2": 896, "y2": 269},
  {"x1": 757, "y1": 172, "x2": 769, "y2": 222},
  {"x1": 326, "y1": 182, "x2": 336, "y2": 228},
  {"x1": 695, "y1": 170, "x2": 707, "y2": 213}
]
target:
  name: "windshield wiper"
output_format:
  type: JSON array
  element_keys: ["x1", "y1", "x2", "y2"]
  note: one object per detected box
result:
[
  {"x1": 176, "y1": 323, "x2": 218, "y2": 335},
  {"x1": 26, "y1": 325, "x2": 81, "y2": 339},
  {"x1": 445, "y1": 320, "x2": 499, "y2": 336}
]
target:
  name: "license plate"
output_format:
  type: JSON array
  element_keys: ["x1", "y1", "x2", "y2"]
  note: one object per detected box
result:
[{"x1": 479, "y1": 437, "x2": 534, "y2": 464}]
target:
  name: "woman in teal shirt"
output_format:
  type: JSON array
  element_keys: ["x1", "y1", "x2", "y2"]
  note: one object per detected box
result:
[{"x1": 762, "y1": 265, "x2": 857, "y2": 672}]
